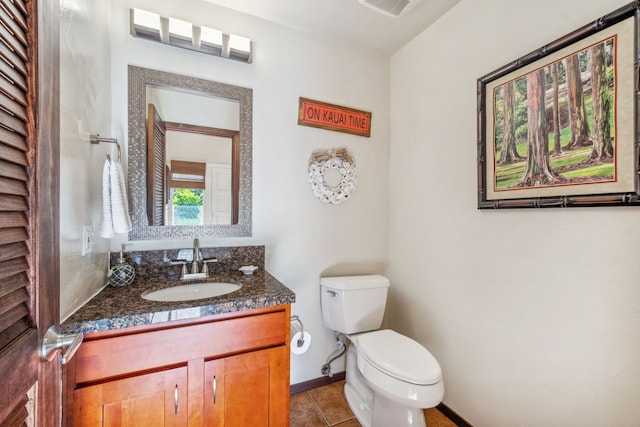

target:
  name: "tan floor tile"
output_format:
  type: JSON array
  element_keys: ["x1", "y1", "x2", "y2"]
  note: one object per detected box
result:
[
  {"x1": 332, "y1": 418, "x2": 362, "y2": 427},
  {"x1": 424, "y1": 407, "x2": 458, "y2": 427},
  {"x1": 307, "y1": 381, "x2": 354, "y2": 425},
  {"x1": 290, "y1": 392, "x2": 328, "y2": 427}
]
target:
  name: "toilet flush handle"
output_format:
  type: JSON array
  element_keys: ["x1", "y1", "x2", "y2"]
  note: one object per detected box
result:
[{"x1": 326, "y1": 290, "x2": 338, "y2": 297}]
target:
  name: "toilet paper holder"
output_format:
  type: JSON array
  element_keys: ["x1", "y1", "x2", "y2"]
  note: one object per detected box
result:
[{"x1": 290, "y1": 315, "x2": 305, "y2": 348}]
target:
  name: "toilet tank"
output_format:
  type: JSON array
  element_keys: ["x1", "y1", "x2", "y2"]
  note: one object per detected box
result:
[{"x1": 320, "y1": 275, "x2": 390, "y2": 334}]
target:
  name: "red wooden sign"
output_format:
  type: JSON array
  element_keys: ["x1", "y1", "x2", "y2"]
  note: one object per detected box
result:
[{"x1": 298, "y1": 97, "x2": 371, "y2": 137}]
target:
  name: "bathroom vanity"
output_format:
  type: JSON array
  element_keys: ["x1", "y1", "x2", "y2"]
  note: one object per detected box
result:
[
  {"x1": 67, "y1": 305, "x2": 290, "y2": 426},
  {"x1": 61, "y1": 246, "x2": 295, "y2": 426}
]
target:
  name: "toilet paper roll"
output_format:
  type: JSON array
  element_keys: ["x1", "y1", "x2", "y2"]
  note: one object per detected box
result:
[{"x1": 291, "y1": 331, "x2": 311, "y2": 355}]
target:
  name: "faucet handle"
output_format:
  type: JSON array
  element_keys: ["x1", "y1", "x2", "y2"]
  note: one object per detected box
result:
[
  {"x1": 170, "y1": 259, "x2": 188, "y2": 277},
  {"x1": 193, "y1": 238, "x2": 201, "y2": 262},
  {"x1": 201, "y1": 258, "x2": 218, "y2": 276}
]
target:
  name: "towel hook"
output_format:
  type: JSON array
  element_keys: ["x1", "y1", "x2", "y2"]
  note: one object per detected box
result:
[{"x1": 90, "y1": 133, "x2": 121, "y2": 162}]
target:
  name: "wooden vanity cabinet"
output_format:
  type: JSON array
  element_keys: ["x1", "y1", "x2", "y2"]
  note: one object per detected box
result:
[
  {"x1": 65, "y1": 305, "x2": 291, "y2": 427},
  {"x1": 203, "y1": 347, "x2": 288, "y2": 426},
  {"x1": 73, "y1": 367, "x2": 189, "y2": 426}
]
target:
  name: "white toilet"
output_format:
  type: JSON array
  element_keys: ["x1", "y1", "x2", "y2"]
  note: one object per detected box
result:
[{"x1": 320, "y1": 275, "x2": 444, "y2": 427}]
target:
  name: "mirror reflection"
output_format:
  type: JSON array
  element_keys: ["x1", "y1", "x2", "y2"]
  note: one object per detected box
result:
[
  {"x1": 145, "y1": 86, "x2": 239, "y2": 226},
  {"x1": 128, "y1": 65, "x2": 252, "y2": 240}
]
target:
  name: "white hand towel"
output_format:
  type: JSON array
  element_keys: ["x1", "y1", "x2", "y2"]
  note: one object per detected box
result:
[
  {"x1": 100, "y1": 159, "x2": 114, "y2": 238},
  {"x1": 100, "y1": 159, "x2": 132, "y2": 238},
  {"x1": 110, "y1": 160, "x2": 132, "y2": 234}
]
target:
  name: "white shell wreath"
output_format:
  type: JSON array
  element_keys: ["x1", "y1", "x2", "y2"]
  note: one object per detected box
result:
[{"x1": 308, "y1": 148, "x2": 357, "y2": 204}]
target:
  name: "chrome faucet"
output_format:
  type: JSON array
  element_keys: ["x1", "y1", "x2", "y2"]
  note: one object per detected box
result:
[
  {"x1": 171, "y1": 239, "x2": 218, "y2": 280},
  {"x1": 191, "y1": 238, "x2": 201, "y2": 274}
]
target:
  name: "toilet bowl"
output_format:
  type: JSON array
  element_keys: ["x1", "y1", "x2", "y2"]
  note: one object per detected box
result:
[
  {"x1": 320, "y1": 275, "x2": 445, "y2": 427},
  {"x1": 346, "y1": 330, "x2": 444, "y2": 427}
]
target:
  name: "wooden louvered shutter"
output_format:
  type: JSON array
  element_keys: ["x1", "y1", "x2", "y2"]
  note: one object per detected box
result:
[
  {"x1": 0, "y1": 0, "x2": 44, "y2": 424},
  {"x1": 0, "y1": 0, "x2": 35, "y2": 357},
  {"x1": 147, "y1": 103, "x2": 166, "y2": 226}
]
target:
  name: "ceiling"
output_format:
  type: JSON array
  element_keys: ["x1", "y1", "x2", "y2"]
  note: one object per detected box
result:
[{"x1": 201, "y1": 0, "x2": 461, "y2": 55}]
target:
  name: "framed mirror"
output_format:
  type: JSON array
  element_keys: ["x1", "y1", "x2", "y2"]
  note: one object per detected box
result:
[{"x1": 128, "y1": 65, "x2": 252, "y2": 240}]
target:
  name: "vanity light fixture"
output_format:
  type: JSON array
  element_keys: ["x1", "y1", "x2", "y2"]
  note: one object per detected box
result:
[
  {"x1": 200, "y1": 26, "x2": 223, "y2": 55},
  {"x1": 131, "y1": 8, "x2": 161, "y2": 35},
  {"x1": 227, "y1": 34, "x2": 251, "y2": 61},
  {"x1": 168, "y1": 17, "x2": 193, "y2": 49},
  {"x1": 130, "y1": 8, "x2": 253, "y2": 64}
]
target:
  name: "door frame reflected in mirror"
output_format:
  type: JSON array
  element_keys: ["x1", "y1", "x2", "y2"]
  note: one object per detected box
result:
[
  {"x1": 128, "y1": 65, "x2": 252, "y2": 240},
  {"x1": 160, "y1": 122, "x2": 239, "y2": 226}
]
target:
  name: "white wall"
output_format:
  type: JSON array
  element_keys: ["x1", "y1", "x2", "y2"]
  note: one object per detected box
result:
[
  {"x1": 166, "y1": 132, "x2": 230, "y2": 165},
  {"x1": 64, "y1": 0, "x2": 391, "y2": 385},
  {"x1": 148, "y1": 85, "x2": 239, "y2": 129},
  {"x1": 59, "y1": 0, "x2": 113, "y2": 320},
  {"x1": 387, "y1": 0, "x2": 640, "y2": 426}
]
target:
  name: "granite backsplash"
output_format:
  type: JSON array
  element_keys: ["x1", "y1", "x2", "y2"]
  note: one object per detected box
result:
[{"x1": 110, "y1": 245, "x2": 265, "y2": 282}]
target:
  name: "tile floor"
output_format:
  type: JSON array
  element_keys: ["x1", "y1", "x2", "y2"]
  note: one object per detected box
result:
[{"x1": 290, "y1": 380, "x2": 458, "y2": 427}]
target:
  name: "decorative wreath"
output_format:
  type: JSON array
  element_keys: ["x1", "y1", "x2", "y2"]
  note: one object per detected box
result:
[{"x1": 308, "y1": 148, "x2": 357, "y2": 204}]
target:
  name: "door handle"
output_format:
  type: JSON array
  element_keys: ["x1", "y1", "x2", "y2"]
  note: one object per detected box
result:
[
  {"x1": 174, "y1": 385, "x2": 179, "y2": 414},
  {"x1": 212, "y1": 375, "x2": 217, "y2": 404},
  {"x1": 40, "y1": 326, "x2": 83, "y2": 365}
]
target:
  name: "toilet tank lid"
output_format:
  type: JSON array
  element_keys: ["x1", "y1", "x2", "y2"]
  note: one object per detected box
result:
[{"x1": 320, "y1": 275, "x2": 390, "y2": 290}]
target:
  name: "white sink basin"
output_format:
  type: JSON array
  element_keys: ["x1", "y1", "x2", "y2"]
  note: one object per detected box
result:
[{"x1": 142, "y1": 282, "x2": 242, "y2": 302}]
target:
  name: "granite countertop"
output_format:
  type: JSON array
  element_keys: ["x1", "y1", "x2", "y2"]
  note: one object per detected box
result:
[{"x1": 61, "y1": 270, "x2": 296, "y2": 335}]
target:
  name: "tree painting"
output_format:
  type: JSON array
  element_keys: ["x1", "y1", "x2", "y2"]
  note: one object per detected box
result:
[
  {"x1": 498, "y1": 81, "x2": 523, "y2": 165},
  {"x1": 518, "y1": 69, "x2": 564, "y2": 187},
  {"x1": 493, "y1": 37, "x2": 616, "y2": 191},
  {"x1": 566, "y1": 54, "x2": 591, "y2": 149}
]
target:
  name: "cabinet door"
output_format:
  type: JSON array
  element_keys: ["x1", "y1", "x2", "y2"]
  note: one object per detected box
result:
[
  {"x1": 73, "y1": 366, "x2": 188, "y2": 426},
  {"x1": 204, "y1": 346, "x2": 289, "y2": 426}
]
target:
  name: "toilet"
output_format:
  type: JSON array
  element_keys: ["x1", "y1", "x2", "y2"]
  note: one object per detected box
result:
[{"x1": 320, "y1": 275, "x2": 444, "y2": 427}]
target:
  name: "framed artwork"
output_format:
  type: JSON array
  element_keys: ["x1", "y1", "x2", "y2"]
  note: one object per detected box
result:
[{"x1": 477, "y1": 2, "x2": 640, "y2": 208}]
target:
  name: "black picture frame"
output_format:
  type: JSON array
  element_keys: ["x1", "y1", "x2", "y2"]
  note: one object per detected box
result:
[{"x1": 477, "y1": 2, "x2": 640, "y2": 209}]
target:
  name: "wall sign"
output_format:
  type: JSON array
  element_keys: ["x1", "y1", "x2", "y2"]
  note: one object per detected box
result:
[{"x1": 298, "y1": 97, "x2": 371, "y2": 137}]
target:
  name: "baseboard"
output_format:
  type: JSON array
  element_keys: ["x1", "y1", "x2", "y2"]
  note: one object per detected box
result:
[
  {"x1": 290, "y1": 371, "x2": 346, "y2": 395},
  {"x1": 436, "y1": 403, "x2": 474, "y2": 427}
]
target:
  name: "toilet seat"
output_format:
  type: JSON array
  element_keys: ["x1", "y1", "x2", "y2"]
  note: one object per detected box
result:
[{"x1": 355, "y1": 329, "x2": 441, "y2": 385}]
